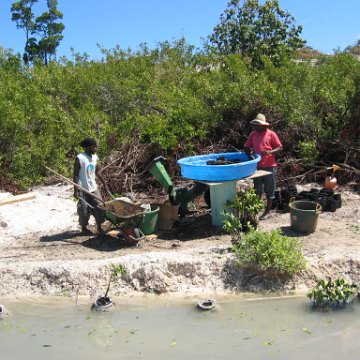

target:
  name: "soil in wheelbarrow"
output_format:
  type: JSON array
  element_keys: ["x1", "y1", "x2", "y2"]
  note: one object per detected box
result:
[{"x1": 102, "y1": 199, "x2": 144, "y2": 218}]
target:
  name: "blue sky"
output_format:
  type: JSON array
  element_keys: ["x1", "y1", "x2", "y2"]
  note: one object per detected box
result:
[{"x1": 1, "y1": 0, "x2": 359, "y2": 60}]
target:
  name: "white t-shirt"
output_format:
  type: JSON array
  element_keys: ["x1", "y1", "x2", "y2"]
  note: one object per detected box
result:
[{"x1": 77, "y1": 152, "x2": 99, "y2": 192}]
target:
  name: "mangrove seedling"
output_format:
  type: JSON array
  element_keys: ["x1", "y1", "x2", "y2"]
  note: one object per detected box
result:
[
  {"x1": 223, "y1": 188, "x2": 264, "y2": 235},
  {"x1": 104, "y1": 263, "x2": 128, "y2": 296},
  {"x1": 307, "y1": 278, "x2": 358, "y2": 309},
  {"x1": 111, "y1": 263, "x2": 127, "y2": 277},
  {"x1": 92, "y1": 263, "x2": 128, "y2": 311}
]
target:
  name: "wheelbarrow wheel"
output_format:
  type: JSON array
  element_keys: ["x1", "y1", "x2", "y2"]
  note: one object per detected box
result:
[{"x1": 123, "y1": 225, "x2": 142, "y2": 241}]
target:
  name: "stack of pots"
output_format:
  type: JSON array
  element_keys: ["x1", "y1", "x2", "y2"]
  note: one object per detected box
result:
[
  {"x1": 316, "y1": 189, "x2": 342, "y2": 212},
  {"x1": 273, "y1": 185, "x2": 298, "y2": 212},
  {"x1": 273, "y1": 185, "x2": 341, "y2": 213}
]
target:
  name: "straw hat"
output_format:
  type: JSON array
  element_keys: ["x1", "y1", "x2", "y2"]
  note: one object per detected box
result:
[{"x1": 250, "y1": 113, "x2": 270, "y2": 126}]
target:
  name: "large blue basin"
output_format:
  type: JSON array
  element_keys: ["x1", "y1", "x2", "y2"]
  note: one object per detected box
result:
[{"x1": 177, "y1": 152, "x2": 261, "y2": 182}]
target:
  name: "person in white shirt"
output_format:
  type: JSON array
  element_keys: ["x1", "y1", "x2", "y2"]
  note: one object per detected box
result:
[{"x1": 73, "y1": 137, "x2": 107, "y2": 234}]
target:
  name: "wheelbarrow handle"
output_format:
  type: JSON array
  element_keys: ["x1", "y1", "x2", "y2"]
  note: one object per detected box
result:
[
  {"x1": 106, "y1": 189, "x2": 117, "y2": 200},
  {"x1": 79, "y1": 197, "x2": 94, "y2": 209},
  {"x1": 44, "y1": 166, "x2": 105, "y2": 204}
]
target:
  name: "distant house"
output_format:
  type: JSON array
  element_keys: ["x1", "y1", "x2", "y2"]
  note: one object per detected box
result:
[
  {"x1": 293, "y1": 46, "x2": 327, "y2": 65},
  {"x1": 295, "y1": 46, "x2": 323, "y2": 59},
  {"x1": 345, "y1": 40, "x2": 360, "y2": 60}
]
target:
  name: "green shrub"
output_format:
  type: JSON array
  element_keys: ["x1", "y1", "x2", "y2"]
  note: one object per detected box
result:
[
  {"x1": 307, "y1": 278, "x2": 358, "y2": 309},
  {"x1": 297, "y1": 140, "x2": 319, "y2": 165},
  {"x1": 1, "y1": 41, "x2": 360, "y2": 187},
  {"x1": 232, "y1": 228, "x2": 306, "y2": 276},
  {"x1": 223, "y1": 188, "x2": 265, "y2": 233}
]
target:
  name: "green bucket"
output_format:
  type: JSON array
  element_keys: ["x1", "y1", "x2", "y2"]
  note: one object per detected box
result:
[
  {"x1": 289, "y1": 200, "x2": 322, "y2": 234},
  {"x1": 138, "y1": 205, "x2": 159, "y2": 235}
]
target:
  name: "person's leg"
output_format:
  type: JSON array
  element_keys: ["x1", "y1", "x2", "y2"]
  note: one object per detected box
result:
[
  {"x1": 253, "y1": 177, "x2": 264, "y2": 199},
  {"x1": 89, "y1": 190, "x2": 105, "y2": 234},
  {"x1": 260, "y1": 167, "x2": 276, "y2": 219},
  {"x1": 77, "y1": 192, "x2": 91, "y2": 232},
  {"x1": 263, "y1": 198, "x2": 273, "y2": 216}
]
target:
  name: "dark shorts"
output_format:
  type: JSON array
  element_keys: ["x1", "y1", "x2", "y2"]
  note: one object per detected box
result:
[
  {"x1": 77, "y1": 189, "x2": 105, "y2": 226},
  {"x1": 253, "y1": 167, "x2": 277, "y2": 200}
]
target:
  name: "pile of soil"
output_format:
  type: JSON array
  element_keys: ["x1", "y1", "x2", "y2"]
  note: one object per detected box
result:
[
  {"x1": 0, "y1": 183, "x2": 359, "y2": 298},
  {"x1": 102, "y1": 199, "x2": 145, "y2": 218}
]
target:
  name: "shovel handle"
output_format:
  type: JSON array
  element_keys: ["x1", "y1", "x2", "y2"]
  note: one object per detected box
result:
[{"x1": 44, "y1": 166, "x2": 105, "y2": 204}]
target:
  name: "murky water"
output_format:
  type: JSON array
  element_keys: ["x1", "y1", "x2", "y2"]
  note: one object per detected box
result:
[{"x1": 1, "y1": 295, "x2": 359, "y2": 359}]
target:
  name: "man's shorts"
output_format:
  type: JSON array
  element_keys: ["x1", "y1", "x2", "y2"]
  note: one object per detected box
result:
[{"x1": 253, "y1": 167, "x2": 277, "y2": 200}]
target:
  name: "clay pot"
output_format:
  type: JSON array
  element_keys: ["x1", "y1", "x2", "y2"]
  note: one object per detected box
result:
[{"x1": 324, "y1": 175, "x2": 337, "y2": 190}]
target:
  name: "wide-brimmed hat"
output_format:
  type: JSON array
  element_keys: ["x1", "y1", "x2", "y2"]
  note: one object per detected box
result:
[{"x1": 250, "y1": 113, "x2": 270, "y2": 126}]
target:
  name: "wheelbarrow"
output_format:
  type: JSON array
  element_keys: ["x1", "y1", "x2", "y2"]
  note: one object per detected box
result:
[
  {"x1": 44, "y1": 166, "x2": 152, "y2": 241},
  {"x1": 100, "y1": 199, "x2": 145, "y2": 226},
  {"x1": 100, "y1": 199, "x2": 161, "y2": 242}
]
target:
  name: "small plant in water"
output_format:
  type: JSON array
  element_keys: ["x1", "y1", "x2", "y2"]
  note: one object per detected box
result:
[
  {"x1": 307, "y1": 278, "x2": 358, "y2": 309},
  {"x1": 92, "y1": 264, "x2": 128, "y2": 311}
]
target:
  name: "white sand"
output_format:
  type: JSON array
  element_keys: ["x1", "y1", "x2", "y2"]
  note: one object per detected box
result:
[{"x1": 0, "y1": 184, "x2": 82, "y2": 243}]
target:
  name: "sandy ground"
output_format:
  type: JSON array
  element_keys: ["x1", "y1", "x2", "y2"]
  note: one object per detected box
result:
[{"x1": 0, "y1": 183, "x2": 359, "y2": 299}]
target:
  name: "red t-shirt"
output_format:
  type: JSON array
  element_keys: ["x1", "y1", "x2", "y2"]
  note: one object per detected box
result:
[{"x1": 244, "y1": 129, "x2": 282, "y2": 168}]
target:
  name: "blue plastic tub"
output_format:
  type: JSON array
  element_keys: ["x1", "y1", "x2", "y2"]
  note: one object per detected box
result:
[{"x1": 177, "y1": 152, "x2": 261, "y2": 182}]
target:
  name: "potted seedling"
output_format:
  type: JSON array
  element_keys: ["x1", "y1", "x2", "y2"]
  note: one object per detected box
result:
[{"x1": 92, "y1": 263, "x2": 127, "y2": 311}]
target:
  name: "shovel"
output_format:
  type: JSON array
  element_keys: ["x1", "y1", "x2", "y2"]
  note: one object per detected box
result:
[{"x1": 44, "y1": 166, "x2": 105, "y2": 204}]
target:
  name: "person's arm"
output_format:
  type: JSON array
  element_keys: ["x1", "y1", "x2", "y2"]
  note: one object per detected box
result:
[
  {"x1": 244, "y1": 146, "x2": 255, "y2": 159},
  {"x1": 73, "y1": 157, "x2": 80, "y2": 199},
  {"x1": 262, "y1": 147, "x2": 282, "y2": 156},
  {"x1": 244, "y1": 133, "x2": 255, "y2": 159},
  {"x1": 262, "y1": 131, "x2": 282, "y2": 156}
]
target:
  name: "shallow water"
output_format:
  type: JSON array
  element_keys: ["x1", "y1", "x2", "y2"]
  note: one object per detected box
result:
[{"x1": 1, "y1": 295, "x2": 359, "y2": 360}]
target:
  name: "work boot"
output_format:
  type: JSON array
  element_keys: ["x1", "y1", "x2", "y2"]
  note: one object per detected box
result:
[
  {"x1": 96, "y1": 225, "x2": 105, "y2": 235},
  {"x1": 81, "y1": 226, "x2": 92, "y2": 235},
  {"x1": 259, "y1": 199, "x2": 273, "y2": 220},
  {"x1": 259, "y1": 212, "x2": 270, "y2": 220}
]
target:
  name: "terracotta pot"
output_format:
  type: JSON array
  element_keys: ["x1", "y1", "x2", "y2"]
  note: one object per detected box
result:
[{"x1": 324, "y1": 175, "x2": 337, "y2": 190}]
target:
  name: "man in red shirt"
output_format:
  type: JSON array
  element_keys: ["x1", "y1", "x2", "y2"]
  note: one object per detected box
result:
[{"x1": 244, "y1": 114, "x2": 282, "y2": 220}]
